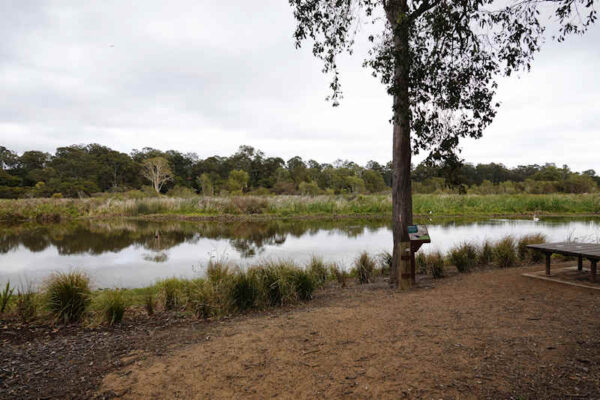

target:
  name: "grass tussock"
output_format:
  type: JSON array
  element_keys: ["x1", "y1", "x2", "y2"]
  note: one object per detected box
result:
[
  {"x1": 16, "y1": 287, "x2": 37, "y2": 322},
  {"x1": 45, "y1": 272, "x2": 91, "y2": 323},
  {"x1": 1, "y1": 281, "x2": 14, "y2": 314},
  {"x1": 97, "y1": 289, "x2": 127, "y2": 325},
  {"x1": 329, "y1": 264, "x2": 349, "y2": 288},
  {"x1": 517, "y1": 233, "x2": 547, "y2": 264},
  {"x1": 448, "y1": 242, "x2": 478, "y2": 273},
  {"x1": 379, "y1": 251, "x2": 393, "y2": 277},
  {"x1": 159, "y1": 278, "x2": 185, "y2": 310},
  {"x1": 493, "y1": 236, "x2": 518, "y2": 268},
  {"x1": 425, "y1": 251, "x2": 446, "y2": 279},
  {"x1": 478, "y1": 240, "x2": 494, "y2": 265},
  {"x1": 353, "y1": 252, "x2": 376, "y2": 284},
  {"x1": 307, "y1": 256, "x2": 329, "y2": 287}
]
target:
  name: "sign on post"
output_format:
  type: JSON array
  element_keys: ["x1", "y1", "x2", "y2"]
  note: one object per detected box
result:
[{"x1": 407, "y1": 225, "x2": 431, "y2": 284}]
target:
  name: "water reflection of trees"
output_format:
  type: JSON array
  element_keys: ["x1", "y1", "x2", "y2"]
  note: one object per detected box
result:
[
  {"x1": 0, "y1": 218, "x2": 390, "y2": 258},
  {"x1": 2, "y1": 216, "x2": 584, "y2": 259}
]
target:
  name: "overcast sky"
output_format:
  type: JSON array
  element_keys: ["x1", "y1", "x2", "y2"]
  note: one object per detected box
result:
[{"x1": 1, "y1": 1, "x2": 599, "y2": 171}]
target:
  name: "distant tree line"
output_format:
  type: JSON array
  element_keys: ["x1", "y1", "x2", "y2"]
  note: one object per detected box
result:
[{"x1": 0, "y1": 144, "x2": 597, "y2": 198}]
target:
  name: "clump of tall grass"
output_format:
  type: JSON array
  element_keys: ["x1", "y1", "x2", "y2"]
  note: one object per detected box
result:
[
  {"x1": 44, "y1": 272, "x2": 91, "y2": 323},
  {"x1": 379, "y1": 251, "x2": 393, "y2": 276},
  {"x1": 159, "y1": 278, "x2": 185, "y2": 310},
  {"x1": 517, "y1": 233, "x2": 546, "y2": 264},
  {"x1": 478, "y1": 240, "x2": 494, "y2": 265},
  {"x1": 16, "y1": 287, "x2": 37, "y2": 322},
  {"x1": 1, "y1": 281, "x2": 14, "y2": 313},
  {"x1": 329, "y1": 264, "x2": 348, "y2": 288},
  {"x1": 426, "y1": 251, "x2": 445, "y2": 279},
  {"x1": 307, "y1": 256, "x2": 329, "y2": 287},
  {"x1": 206, "y1": 260, "x2": 230, "y2": 284},
  {"x1": 415, "y1": 252, "x2": 428, "y2": 274},
  {"x1": 494, "y1": 236, "x2": 518, "y2": 268},
  {"x1": 97, "y1": 289, "x2": 127, "y2": 325},
  {"x1": 144, "y1": 291, "x2": 155, "y2": 316},
  {"x1": 353, "y1": 252, "x2": 376, "y2": 284},
  {"x1": 448, "y1": 242, "x2": 478, "y2": 272},
  {"x1": 292, "y1": 269, "x2": 315, "y2": 301},
  {"x1": 229, "y1": 271, "x2": 258, "y2": 311}
]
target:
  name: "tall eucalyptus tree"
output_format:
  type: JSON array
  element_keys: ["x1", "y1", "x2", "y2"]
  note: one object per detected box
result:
[{"x1": 289, "y1": 0, "x2": 596, "y2": 287}]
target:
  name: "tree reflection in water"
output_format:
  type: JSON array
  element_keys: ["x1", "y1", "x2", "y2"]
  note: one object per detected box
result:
[{"x1": 0, "y1": 218, "x2": 391, "y2": 259}]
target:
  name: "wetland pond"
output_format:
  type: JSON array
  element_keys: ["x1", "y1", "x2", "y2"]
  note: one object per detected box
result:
[{"x1": 1, "y1": 216, "x2": 599, "y2": 289}]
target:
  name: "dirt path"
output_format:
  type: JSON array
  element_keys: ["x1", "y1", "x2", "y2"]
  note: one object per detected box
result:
[{"x1": 101, "y1": 266, "x2": 600, "y2": 399}]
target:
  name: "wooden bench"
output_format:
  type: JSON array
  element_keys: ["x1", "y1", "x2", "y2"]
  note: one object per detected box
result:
[{"x1": 527, "y1": 242, "x2": 599, "y2": 282}]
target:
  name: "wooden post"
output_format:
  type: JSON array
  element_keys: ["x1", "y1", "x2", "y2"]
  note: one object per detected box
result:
[
  {"x1": 578, "y1": 256, "x2": 583, "y2": 271},
  {"x1": 545, "y1": 253, "x2": 551, "y2": 276},
  {"x1": 410, "y1": 250, "x2": 416, "y2": 285},
  {"x1": 591, "y1": 260, "x2": 597, "y2": 283}
]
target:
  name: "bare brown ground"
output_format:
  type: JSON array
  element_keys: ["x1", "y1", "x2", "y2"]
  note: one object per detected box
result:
[{"x1": 100, "y1": 265, "x2": 600, "y2": 400}]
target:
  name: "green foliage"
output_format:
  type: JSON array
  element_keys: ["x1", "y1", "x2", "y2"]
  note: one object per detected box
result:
[
  {"x1": 227, "y1": 170, "x2": 249, "y2": 193},
  {"x1": 448, "y1": 243, "x2": 478, "y2": 273},
  {"x1": 354, "y1": 252, "x2": 375, "y2": 284},
  {"x1": 229, "y1": 271, "x2": 258, "y2": 311},
  {"x1": 160, "y1": 278, "x2": 184, "y2": 310},
  {"x1": 197, "y1": 173, "x2": 214, "y2": 196},
  {"x1": 478, "y1": 240, "x2": 494, "y2": 265},
  {"x1": 0, "y1": 281, "x2": 14, "y2": 313},
  {"x1": 494, "y1": 237, "x2": 518, "y2": 268},
  {"x1": 292, "y1": 270, "x2": 315, "y2": 301},
  {"x1": 517, "y1": 234, "x2": 546, "y2": 264},
  {"x1": 98, "y1": 289, "x2": 127, "y2": 325},
  {"x1": 45, "y1": 272, "x2": 91, "y2": 323},
  {"x1": 307, "y1": 256, "x2": 329, "y2": 287}
]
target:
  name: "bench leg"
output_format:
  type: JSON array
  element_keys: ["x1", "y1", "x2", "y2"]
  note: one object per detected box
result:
[
  {"x1": 545, "y1": 253, "x2": 551, "y2": 276},
  {"x1": 591, "y1": 260, "x2": 597, "y2": 283},
  {"x1": 578, "y1": 256, "x2": 583, "y2": 271}
]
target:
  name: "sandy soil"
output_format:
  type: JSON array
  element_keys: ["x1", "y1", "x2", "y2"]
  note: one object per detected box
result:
[{"x1": 100, "y1": 265, "x2": 600, "y2": 400}]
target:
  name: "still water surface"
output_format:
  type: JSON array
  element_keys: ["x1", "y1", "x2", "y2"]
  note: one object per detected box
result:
[{"x1": 1, "y1": 217, "x2": 599, "y2": 289}]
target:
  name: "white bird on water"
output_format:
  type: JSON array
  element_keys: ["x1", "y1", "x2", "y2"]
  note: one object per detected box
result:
[{"x1": 533, "y1": 214, "x2": 540, "y2": 222}]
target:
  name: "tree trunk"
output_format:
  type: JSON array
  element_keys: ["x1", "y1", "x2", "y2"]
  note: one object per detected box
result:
[{"x1": 387, "y1": 0, "x2": 413, "y2": 289}]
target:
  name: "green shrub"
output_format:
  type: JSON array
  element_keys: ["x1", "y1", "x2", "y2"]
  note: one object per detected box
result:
[
  {"x1": 206, "y1": 260, "x2": 230, "y2": 284},
  {"x1": 160, "y1": 278, "x2": 184, "y2": 310},
  {"x1": 292, "y1": 270, "x2": 315, "y2": 301},
  {"x1": 517, "y1": 233, "x2": 546, "y2": 263},
  {"x1": 354, "y1": 252, "x2": 375, "y2": 284},
  {"x1": 307, "y1": 256, "x2": 329, "y2": 287},
  {"x1": 0, "y1": 281, "x2": 14, "y2": 313},
  {"x1": 98, "y1": 289, "x2": 127, "y2": 325},
  {"x1": 448, "y1": 242, "x2": 478, "y2": 272},
  {"x1": 45, "y1": 272, "x2": 91, "y2": 323},
  {"x1": 251, "y1": 262, "x2": 300, "y2": 307},
  {"x1": 494, "y1": 236, "x2": 518, "y2": 268},
  {"x1": 478, "y1": 240, "x2": 494, "y2": 265},
  {"x1": 425, "y1": 252, "x2": 445, "y2": 279},
  {"x1": 187, "y1": 280, "x2": 215, "y2": 319},
  {"x1": 229, "y1": 271, "x2": 258, "y2": 311},
  {"x1": 329, "y1": 264, "x2": 348, "y2": 288},
  {"x1": 16, "y1": 288, "x2": 36, "y2": 322}
]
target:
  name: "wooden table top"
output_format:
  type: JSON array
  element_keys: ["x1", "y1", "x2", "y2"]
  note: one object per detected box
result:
[{"x1": 527, "y1": 242, "x2": 600, "y2": 259}]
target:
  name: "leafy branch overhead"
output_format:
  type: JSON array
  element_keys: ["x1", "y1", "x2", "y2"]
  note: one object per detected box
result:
[{"x1": 289, "y1": 0, "x2": 596, "y2": 162}]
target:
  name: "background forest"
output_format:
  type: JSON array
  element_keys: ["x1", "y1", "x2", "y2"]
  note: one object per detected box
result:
[{"x1": 0, "y1": 144, "x2": 598, "y2": 198}]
